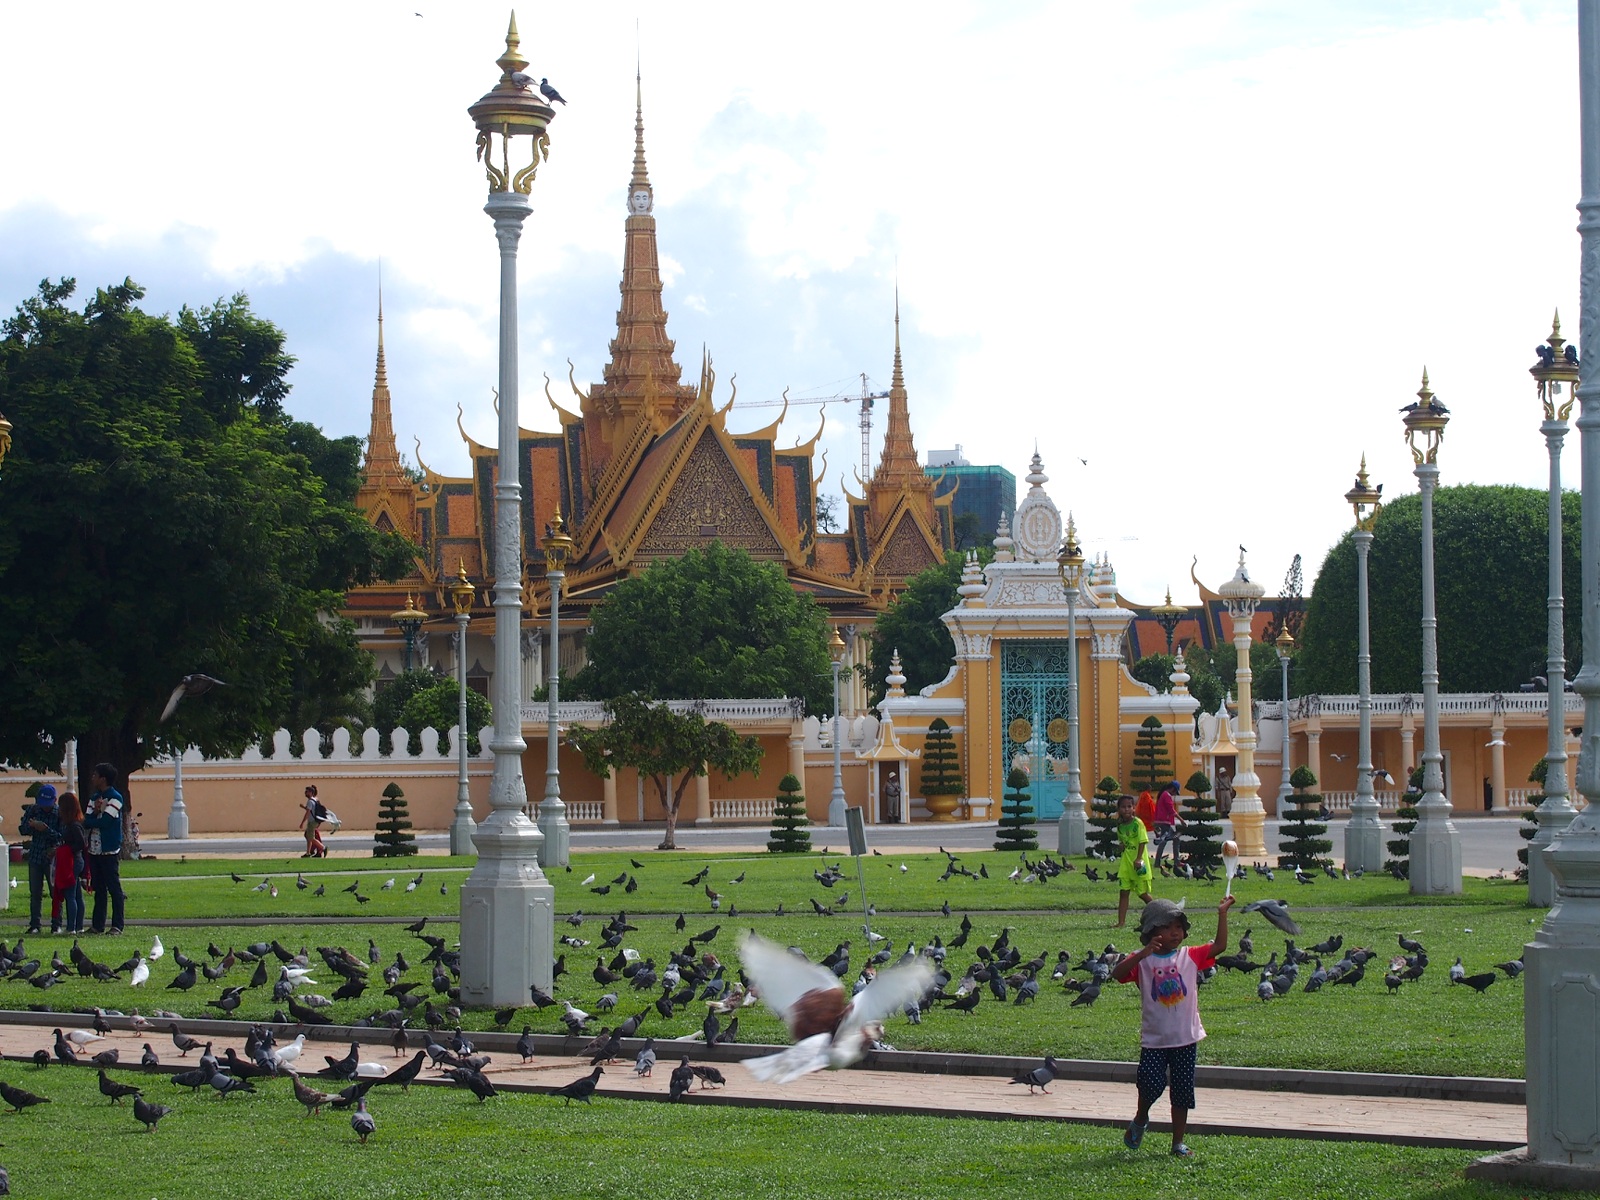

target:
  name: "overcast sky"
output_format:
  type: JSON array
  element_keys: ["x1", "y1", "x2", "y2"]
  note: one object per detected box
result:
[{"x1": 0, "y1": 2, "x2": 1585, "y2": 604}]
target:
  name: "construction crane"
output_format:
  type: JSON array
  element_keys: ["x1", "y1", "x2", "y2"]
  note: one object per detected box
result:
[{"x1": 736, "y1": 374, "x2": 889, "y2": 481}]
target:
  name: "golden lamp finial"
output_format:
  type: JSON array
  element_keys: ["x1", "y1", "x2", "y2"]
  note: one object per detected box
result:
[
  {"x1": 468, "y1": 11, "x2": 556, "y2": 195},
  {"x1": 1532, "y1": 308, "x2": 1579, "y2": 422},
  {"x1": 1401, "y1": 367, "x2": 1449, "y2": 466},
  {"x1": 1345, "y1": 453, "x2": 1383, "y2": 531}
]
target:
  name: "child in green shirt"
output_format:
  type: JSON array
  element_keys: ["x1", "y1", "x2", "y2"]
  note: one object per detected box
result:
[{"x1": 1115, "y1": 793, "x2": 1153, "y2": 928}]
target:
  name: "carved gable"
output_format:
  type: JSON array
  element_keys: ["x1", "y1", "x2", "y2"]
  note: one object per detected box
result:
[
  {"x1": 874, "y1": 514, "x2": 939, "y2": 578},
  {"x1": 635, "y1": 430, "x2": 786, "y2": 559}
]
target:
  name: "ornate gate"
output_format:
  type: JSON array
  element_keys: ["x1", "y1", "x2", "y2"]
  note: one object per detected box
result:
[{"x1": 999, "y1": 639, "x2": 1073, "y2": 821}]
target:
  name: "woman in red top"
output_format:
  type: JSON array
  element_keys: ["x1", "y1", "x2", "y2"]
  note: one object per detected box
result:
[
  {"x1": 1134, "y1": 790, "x2": 1157, "y2": 831},
  {"x1": 1151, "y1": 781, "x2": 1185, "y2": 869}
]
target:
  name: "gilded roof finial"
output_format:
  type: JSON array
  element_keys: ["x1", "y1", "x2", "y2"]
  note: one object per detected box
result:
[
  {"x1": 631, "y1": 64, "x2": 651, "y2": 194},
  {"x1": 891, "y1": 284, "x2": 905, "y2": 396},
  {"x1": 497, "y1": 11, "x2": 529, "y2": 84}
]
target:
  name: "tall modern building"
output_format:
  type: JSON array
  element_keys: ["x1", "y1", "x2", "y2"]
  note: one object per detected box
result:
[{"x1": 926, "y1": 448, "x2": 1016, "y2": 548}]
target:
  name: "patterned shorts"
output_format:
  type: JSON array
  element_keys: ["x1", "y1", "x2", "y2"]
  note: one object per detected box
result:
[{"x1": 1137, "y1": 1043, "x2": 1198, "y2": 1110}]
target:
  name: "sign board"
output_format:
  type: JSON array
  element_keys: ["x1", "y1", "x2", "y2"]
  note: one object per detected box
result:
[{"x1": 845, "y1": 807, "x2": 868, "y2": 858}]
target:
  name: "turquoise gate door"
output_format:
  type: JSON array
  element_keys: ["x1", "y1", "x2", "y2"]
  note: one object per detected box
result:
[{"x1": 999, "y1": 639, "x2": 1073, "y2": 821}]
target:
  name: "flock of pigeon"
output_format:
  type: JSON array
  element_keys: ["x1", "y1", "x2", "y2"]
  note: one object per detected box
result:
[{"x1": 228, "y1": 869, "x2": 446, "y2": 906}]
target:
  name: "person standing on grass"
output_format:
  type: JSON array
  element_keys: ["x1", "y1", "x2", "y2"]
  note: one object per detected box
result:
[
  {"x1": 1151, "y1": 780, "x2": 1185, "y2": 870},
  {"x1": 1112, "y1": 894, "x2": 1235, "y2": 1159},
  {"x1": 18, "y1": 784, "x2": 62, "y2": 935},
  {"x1": 52, "y1": 792, "x2": 87, "y2": 935},
  {"x1": 85, "y1": 763, "x2": 126, "y2": 934},
  {"x1": 1114, "y1": 793, "x2": 1153, "y2": 928}
]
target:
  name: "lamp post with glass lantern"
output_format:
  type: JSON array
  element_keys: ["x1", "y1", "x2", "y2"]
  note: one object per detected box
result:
[
  {"x1": 1527, "y1": 316, "x2": 1578, "y2": 906},
  {"x1": 392, "y1": 594, "x2": 426, "y2": 673},
  {"x1": 1056, "y1": 517, "x2": 1087, "y2": 855},
  {"x1": 1402, "y1": 370, "x2": 1462, "y2": 895},
  {"x1": 1343, "y1": 457, "x2": 1385, "y2": 872},
  {"x1": 537, "y1": 509, "x2": 574, "y2": 868},
  {"x1": 458, "y1": 13, "x2": 556, "y2": 1006},
  {"x1": 447, "y1": 563, "x2": 478, "y2": 856},
  {"x1": 1274, "y1": 628, "x2": 1295, "y2": 819},
  {"x1": 827, "y1": 628, "x2": 847, "y2": 828}
]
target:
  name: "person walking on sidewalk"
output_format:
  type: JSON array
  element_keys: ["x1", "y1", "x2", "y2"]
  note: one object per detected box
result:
[
  {"x1": 85, "y1": 763, "x2": 126, "y2": 934},
  {"x1": 18, "y1": 784, "x2": 62, "y2": 935},
  {"x1": 1112, "y1": 894, "x2": 1235, "y2": 1159}
]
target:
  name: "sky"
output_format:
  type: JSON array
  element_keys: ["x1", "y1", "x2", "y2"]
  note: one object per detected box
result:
[{"x1": 0, "y1": 1, "x2": 1587, "y2": 605}]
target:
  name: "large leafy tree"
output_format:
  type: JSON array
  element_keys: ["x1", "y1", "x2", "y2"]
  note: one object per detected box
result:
[
  {"x1": 566, "y1": 693, "x2": 764, "y2": 850},
  {"x1": 1298, "y1": 485, "x2": 1581, "y2": 695},
  {"x1": 0, "y1": 278, "x2": 415, "y2": 796},
  {"x1": 866, "y1": 550, "x2": 972, "y2": 705},
  {"x1": 576, "y1": 541, "x2": 831, "y2": 714}
]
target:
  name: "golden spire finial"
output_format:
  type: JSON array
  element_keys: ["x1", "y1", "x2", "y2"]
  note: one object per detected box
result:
[
  {"x1": 497, "y1": 11, "x2": 529, "y2": 83},
  {"x1": 1552, "y1": 308, "x2": 1562, "y2": 340},
  {"x1": 631, "y1": 65, "x2": 651, "y2": 194},
  {"x1": 891, "y1": 284, "x2": 904, "y2": 395}
]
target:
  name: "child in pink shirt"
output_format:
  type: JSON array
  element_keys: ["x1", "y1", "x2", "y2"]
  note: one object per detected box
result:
[{"x1": 1111, "y1": 894, "x2": 1234, "y2": 1158}]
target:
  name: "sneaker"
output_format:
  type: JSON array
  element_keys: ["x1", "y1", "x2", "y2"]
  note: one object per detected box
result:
[
  {"x1": 1172, "y1": 1143, "x2": 1194, "y2": 1158},
  {"x1": 109, "y1": 928, "x2": 123, "y2": 936},
  {"x1": 1124, "y1": 1118, "x2": 1148, "y2": 1150},
  {"x1": 24, "y1": 927, "x2": 40, "y2": 936}
]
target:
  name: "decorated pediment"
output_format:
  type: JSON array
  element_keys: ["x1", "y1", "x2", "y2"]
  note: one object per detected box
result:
[
  {"x1": 866, "y1": 507, "x2": 941, "y2": 580},
  {"x1": 634, "y1": 429, "x2": 788, "y2": 560}
]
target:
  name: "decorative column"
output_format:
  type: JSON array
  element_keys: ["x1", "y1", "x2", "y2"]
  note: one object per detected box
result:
[
  {"x1": 448, "y1": 564, "x2": 478, "y2": 856},
  {"x1": 1520, "y1": 1, "x2": 1600, "y2": 1175},
  {"x1": 600, "y1": 771, "x2": 619, "y2": 825},
  {"x1": 1530, "y1": 315, "x2": 1579, "y2": 904},
  {"x1": 1344, "y1": 459, "x2": 1385, "y2": 871},
  {"x1": 827, "y1": 628, "x2": 847, "y2": 827},
  {"x1": 166, "y1": 749, "x2": 189, "y2": 840},
  {"x1": 1055, "y1": 517, "x2": 1087, "y2": 855},
  {"x1": 1489, "y1": 711, "x2": 1507, "y2": 812},
  {"x1": 536, "y1": 510, "x2": 574, "y2": 867},
  {"x1": 1402, "y1": 371, "x2": 1463, "y2": 895},
  {"x1": 694, "y1": 769, "x2": 712, "y2": 826},
  {"x1": 1274, "y1": 629, "x2": 1295, "y2": 818},
  {"x1": 459, "y1": 15, "x2": 555, "y2": 1006},
  {"x1": 1218, "y1": 551, "x2": 1267, "y2": 856}
]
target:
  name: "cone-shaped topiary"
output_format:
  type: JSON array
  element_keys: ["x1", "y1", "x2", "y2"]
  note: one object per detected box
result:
[
  {"x1": 1277, "y1": 764, "x2": 1332, "y2": 871},
  {"x1": 919, "y1": 718, "x2": 964, "y2": 819},
  {"x1": 1180, "y1": 770, "x2": 1224, "y2": 870},
  {"x1": 767, "y1": 773, "x2": 812, "y2": 854},
  {"x1": 1385, "y1": 765, "x2": 1423, "y2": 878},
  {"x1": 1131, "y1": 716, "x2": 1172, "y2": 796},
  {"x1": 1517, "y1": 757, "x2": 1547, "y2": 882},
  {"x1": 1088, "y1": 775, "x2": 1121, "y2": 860},
  {"x1": 995, "y1": 768, "x2": 1038, "y2": 852},
  {"x1": 373, "y1": 781, "x2": 417, "y2": 858}
]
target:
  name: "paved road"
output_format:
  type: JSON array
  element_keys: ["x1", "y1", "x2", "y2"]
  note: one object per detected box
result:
[{"x1": 138, "y1": 814, "x2": 1530, "y2": 874}]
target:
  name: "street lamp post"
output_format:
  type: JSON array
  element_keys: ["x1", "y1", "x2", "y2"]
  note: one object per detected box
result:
[
  {"x1": 827, "y1": 628, "x2": 847, "y2": 828},
  {"x1": 392, "y1": 594, "x2": 426, "y2": 673},
  {"x1": 1150, "y1": 588, "x2": 1185, "y2": 657},
  {"x1": 1275, "y1": 628, "x2": 1295, "y2": 817},
  {"x1": 1343, "y1": 457, "x2": 1385, "y2": 872},
  {"x1": 167, "y1": 749, "x2": 189, "y2": 840},
  {"x1": 458, "y1": 14, "x2": 555, "y2": 1007},
  {"x1": 448, "y1": 563, "x2": 478, "y2": 856},
  {"x1": 1056, "y1": 517, "x2": 1087, "y2": 856},
  {"x1": 1218, "y1": 551, "x2": 1267, "y2": 857},
  {"x1": 1402, "y1": 370, "x2": 1462, "y2": 895},
  {"x1": 537, "y1": 509, "x2": 574, "y2": 868},
  {"x1": 1528, "y1": 316, "x2": 1578, "y2": 906}
]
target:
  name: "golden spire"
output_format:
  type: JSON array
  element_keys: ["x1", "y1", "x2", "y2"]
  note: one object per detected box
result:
[
  {"x1": 362, "y1": 297, "x2": 406, "y2": 487},
  {"x1": 890, "y1": 285, "x2": 905, "y2": 395},
  {"x1": 631, "y1": 65, "x2": 651, "y2": 196},
  {"x1": 872, "y1": 289, "x2": 927, "y2": 489}
]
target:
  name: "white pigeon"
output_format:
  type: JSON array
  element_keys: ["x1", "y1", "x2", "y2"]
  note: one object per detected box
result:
[
  {"x1": 355, "y1": 1062, "x2": 389, "y2": 1078},
  {"x1": 299, "y1": 995, "x2": 335, "y2": 1009},
  {"x1": 130, "y1": 959, "x2": 150, "y2": 988},
  {"x1": 405, "y1": 878, "x2": 419, "y2": 893},
  {"x1": 252, "y1": 878, "x2": 270, "y2": 893},
  {"x1": 737, "y1": 930, "x2": 934, "y2": 1084},
  {"x1": 65, "y1": 1029, "x2": 104, "y2": 1047},
  {"x1": 562, "y1": 999, "x2": 590, "y2": 1024},
  {"x1": 381, "y1": 878, "x2": 395, "y2": 891},
  {"x1": 580, "y1": 874, "x2": 596, "y2": 887},
  {"x1": 280, "y1": 966, "x2": 317, "y2": 986},
  {"x1": 273, "y1": 1033, "x2": 307, "y2": 1068},
  {"x1": 149, "y1": 936, "x2": 164, "y2": 961}
]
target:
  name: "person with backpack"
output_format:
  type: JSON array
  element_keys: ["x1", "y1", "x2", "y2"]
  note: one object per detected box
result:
[
  {"x1": 299, "y1": 785, "x2": 327, "y2": 858},
  {"x1": 18, "y1": 784, "x2": 63, "y2": 935}
]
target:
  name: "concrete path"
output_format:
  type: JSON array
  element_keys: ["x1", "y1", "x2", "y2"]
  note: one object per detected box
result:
[{"x1": 0, "y1": 1017, "x2": 1525, "y2": 1152}]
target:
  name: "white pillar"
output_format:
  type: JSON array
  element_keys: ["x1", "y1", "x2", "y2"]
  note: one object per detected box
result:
[
  {"x1": 449, "y1": 618, "x2": 478, "y2": 855},
  {"x1": 167, "y1": 749, "x2": 190, "y2": 840},
  {"x1": 1345, "y1": 520, "x2": 1385, "y2": 871},
  {"x1": 536, "y1": 567, "x2": 570, "y2": 866}
]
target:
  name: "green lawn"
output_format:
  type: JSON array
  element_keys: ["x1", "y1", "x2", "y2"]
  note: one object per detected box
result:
[{"x1": 0, "y1": 1066, "x2": 1563, "y2": 1200}]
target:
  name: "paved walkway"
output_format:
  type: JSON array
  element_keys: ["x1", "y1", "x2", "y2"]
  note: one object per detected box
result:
[{"x1": 0, "y1": 1018, "x2": 1525, "y2": 1151}]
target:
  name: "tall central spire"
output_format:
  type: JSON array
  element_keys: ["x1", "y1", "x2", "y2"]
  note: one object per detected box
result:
[
  {"x1": 362, "y1": 296, "x2": 406, "y2": 487},
  {"x1": 872, "y1": 288, "x2": 926, "y2": 489},
  {"x1": 587, "y1": 67, "x2": 694, "y2": 442}
]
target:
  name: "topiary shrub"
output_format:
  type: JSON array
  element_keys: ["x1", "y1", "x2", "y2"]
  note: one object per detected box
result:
[
  {"x1": 767, "y1": 773, "x2": 812, "y2": 854},
  {"x1": 1131, "y1": 716, "x2": 1172, "y2": 796},
  {"x1": 919, "y1": 717, "x2": 964, "y2": 818},
  {"x1": 1180, "y1": 770, "x2": 1224, "y2": 870},
  {"x1": 1517, "y1": 757, "x2": 1548, "y2": 882},
  {"x1": 1278, "y1": 764, "x2": 1332, "y2": 871},
  {"x1": 995, "y1": 768, "x2": 1038, "y2": 852},
  {"x1": 1385, "y1": 765, "x2": 1423, "y2": 878},
  {"x1": 373, "y1": 781, "x2": 417, "y2": 857},
  {"x1": 1088, "y1": 775, "x2": 1121, "y2": 860}
]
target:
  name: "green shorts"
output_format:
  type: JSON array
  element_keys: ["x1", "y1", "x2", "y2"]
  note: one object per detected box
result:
[{"x1": 1119, "y1": 856, "x2": 1152, "y2": 893}]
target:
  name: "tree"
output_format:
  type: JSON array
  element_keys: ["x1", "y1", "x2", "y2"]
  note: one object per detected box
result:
[
  {"x1": 1088, "y1": 775, "x2": 1121, "y2": 860},
  {"x1": 814, "y1": 493, "x2": 841, "y2": 534},
  {"x1": 1298, "y1": 486, "x2": 1583, "y2": 695},
  {"x1": 1262, "y1": 554, "x2": 1305, "y2": 646},
  {"x1": 918, "y1": 718, "x2": 963, "y2": 817},
  {"x1": 1277, "y1": 764, "x2": 1331, "y2": 871},
  {"x1": 0, "y1": 279, "x2": 415, "y2": 804},
  {"x1": 399, "y1": 681, "x2": 492, "y2": 756},
  {"x1": 1180, "y1": 770, "x2": 1223, "y2": 870},
  {"x1": 575, "y1": 542, "x2": 831, "y2": 715},
  {"x1": 767, "y1": 773, "x2": 812, "y2": 854},
  {"x1": 373, "y1": 782, "x2": 417, "y2": 858},
  {"x1": 567, "y1": 693, "x2": 765, "y2": 850},
  {"x1": 866, "y1": 551, "x2": 982, "y2": 706},
  {"x1": 1386, "y1": 766, "x2": 1424, "y2": 877},
  {"x1": 1132, "y1": 651, "x2": 1224, "y2": 715},
  {"x1": 995, "y1": 768, "x2": 1038, "y2": 852},
  {"x1": 373, "y1": 669, "x2": 446, "y2": 756},
  {"x1": 1130, "y1": 717, "x2": 1172, "y2": 796}
]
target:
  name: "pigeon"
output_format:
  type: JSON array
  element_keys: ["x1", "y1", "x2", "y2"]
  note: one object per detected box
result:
[
  {"x1": 1009, "y1": 1055, "x2": 1059, "y2": 1094},
  {"x1": 0, "y1": 1082, "x2": 49, "y2": 1113},
  {"x1": 133, "y1": 1095, "x2": 173, "y2": 1132},
  {"x1": 633, "y1": 1038, "x2": 656, "y2": 1077},
  {"x1": 1242, "y1": 899, "x2": 1301, "y2": 936},
  {"x1": 737, "y1": 931, "x2": 934, "y2": 1084},
  {"x1": 273, "y1": 1034, "x2": 307, "y2": 1069},
  {"x1": 160, "y1": 673, "x2": 227, "y2": 722},
  {"x1": 351, "y1": 1096, "x2": 376, "y2": 1143},
  {"x1": 1458, "y1": 972, "x2": 1498, "y2": 994},
  {"x1": 669, "y1": 1056, "x2": 695, "y2": 1102},
  {"x1": 553, "y1": 1065, "x2": 603, "y2": 1105},
  {"x1": 539, "y1": 78, "x2": 568, "y2": 106},
  {"x1": 290, "y1": 1071, "x2": 335, "y2": 1115},
  {"x1": 210, "y1": 1071, "x2": 255, "y2": 1099}
]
